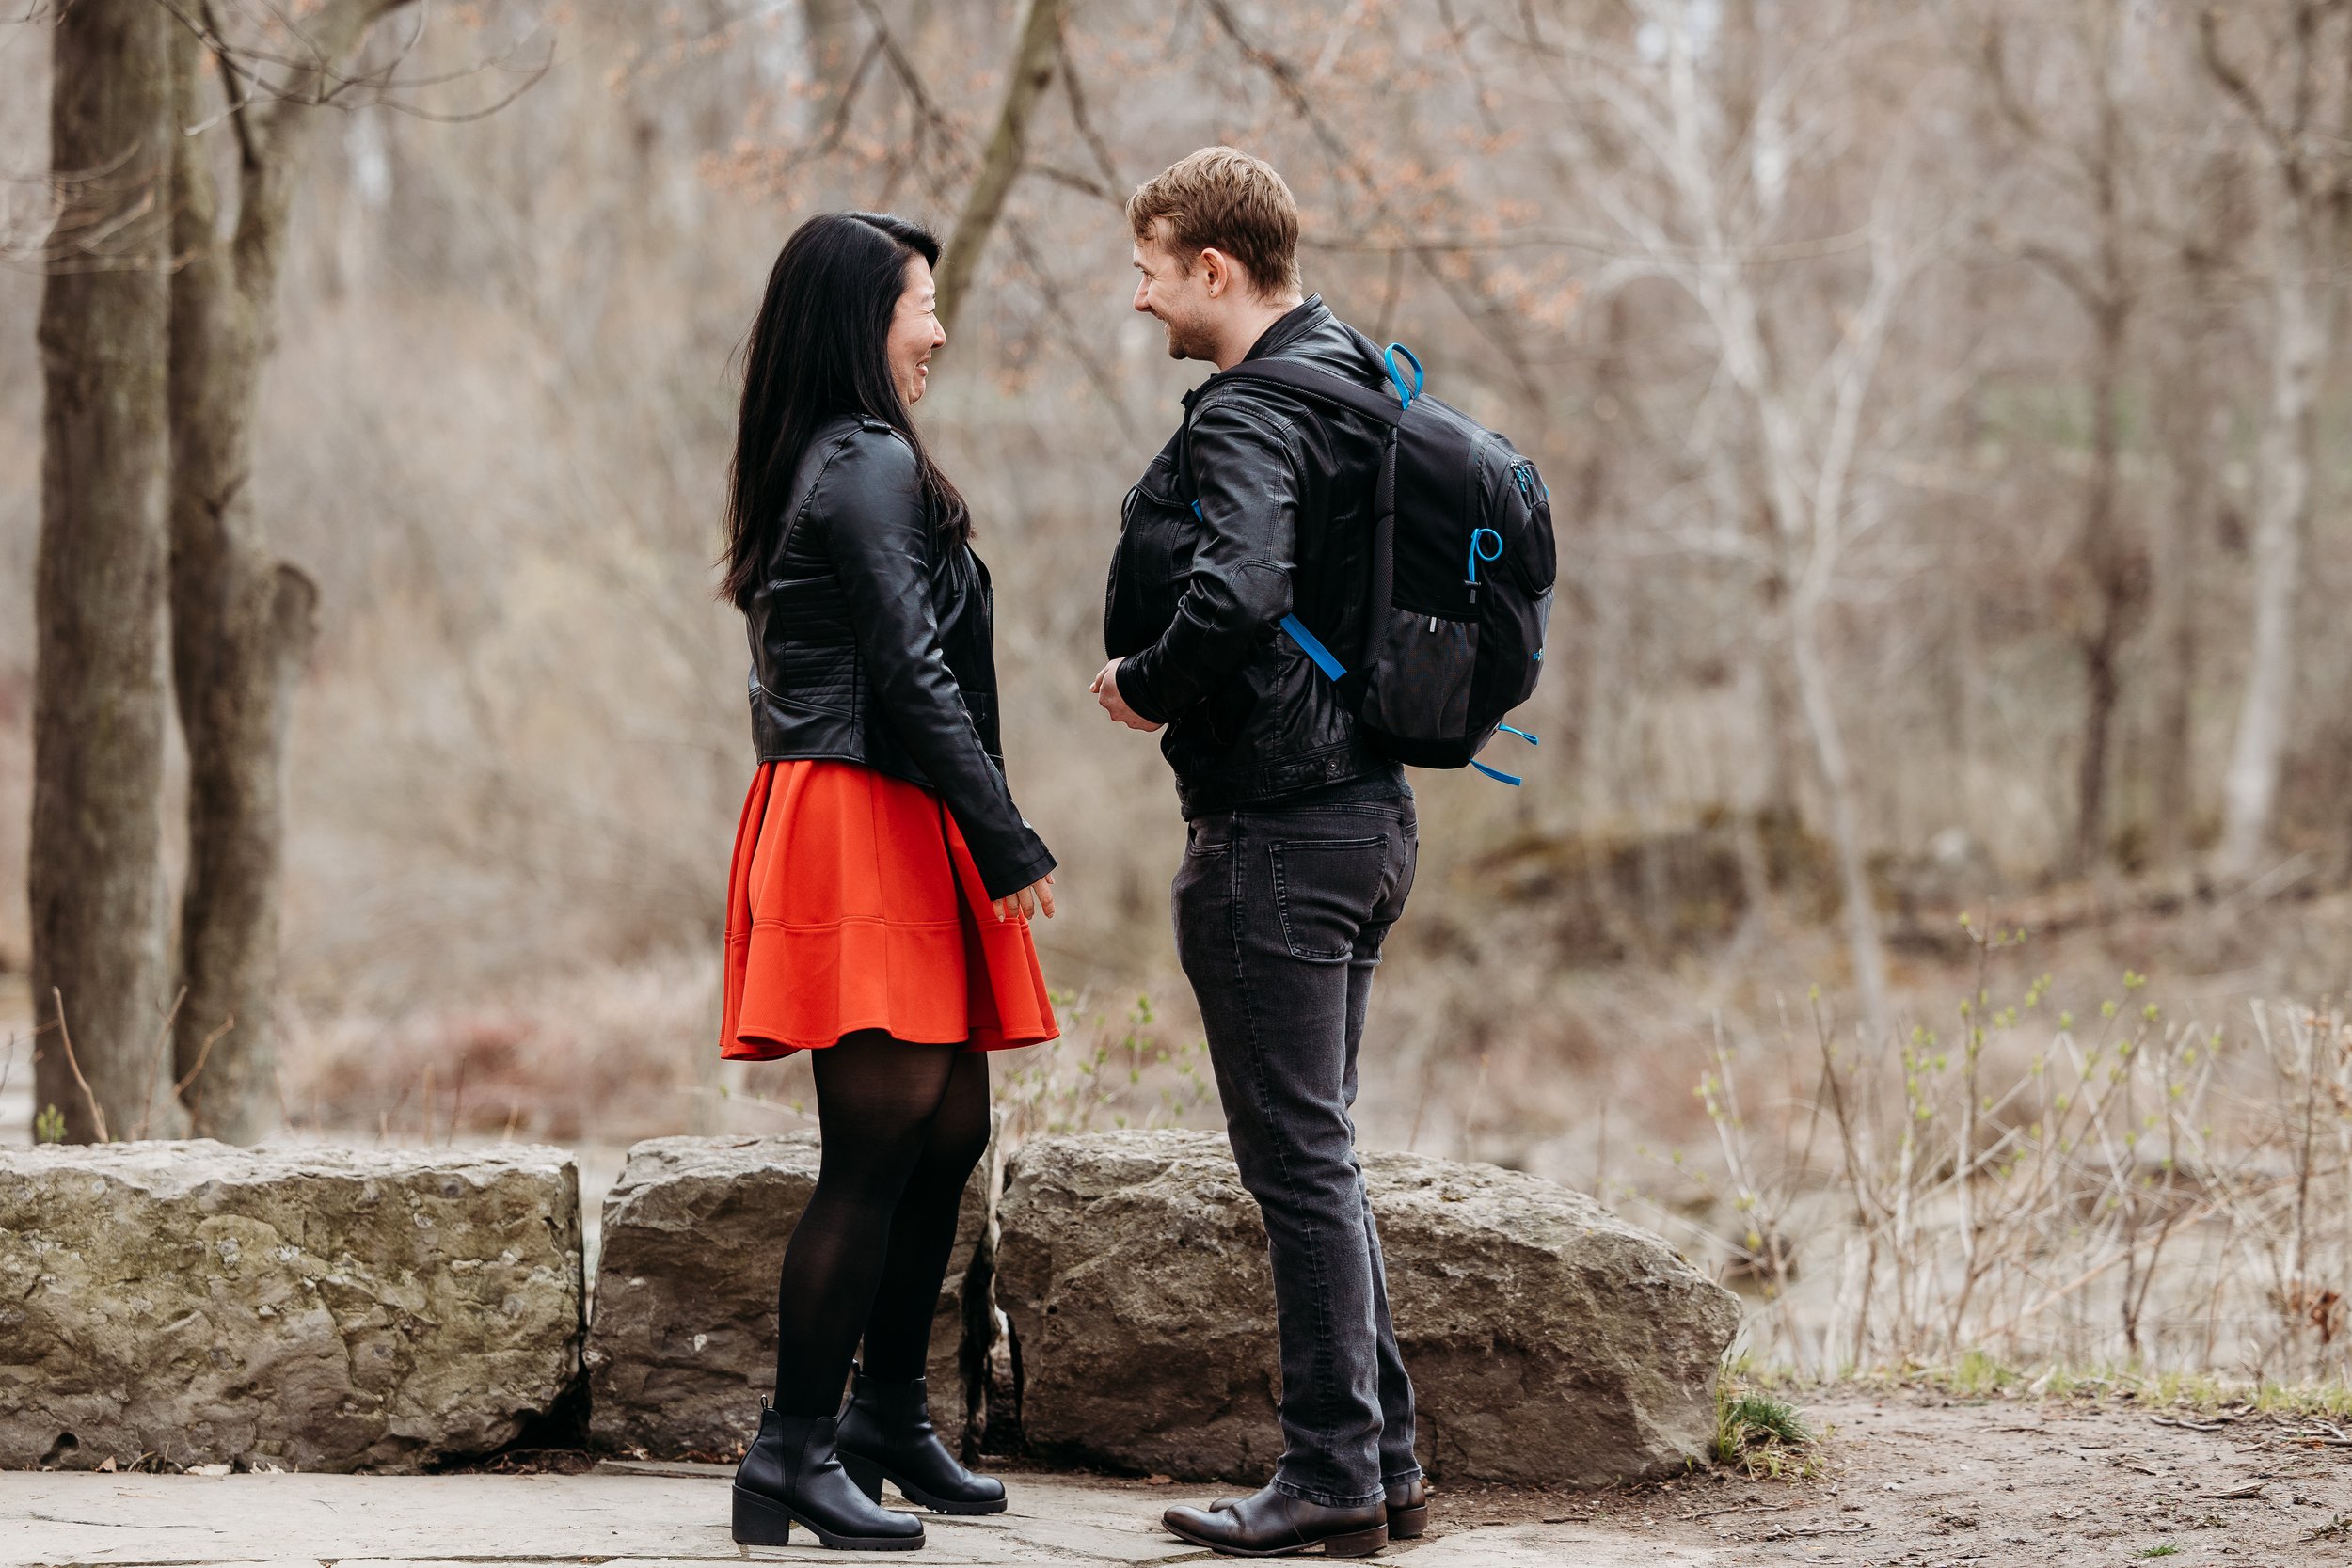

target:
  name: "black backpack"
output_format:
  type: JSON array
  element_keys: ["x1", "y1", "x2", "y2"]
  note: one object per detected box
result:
[{"x1": 1179, "y1": 336, "x2": 1557, "y2": 784}]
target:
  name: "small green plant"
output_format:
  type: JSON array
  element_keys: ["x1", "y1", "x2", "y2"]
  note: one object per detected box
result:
[
  {"x1": 1948, "y1": 1348, "x2": 2013, "y2": 1398},
  {"x1": 2136, "y1": 1545, "x2": 2181, "y2": 1558},
  {"x1": 1711, "y1": 1376, "x2": 1819, "y2": 1479},
  {"x1": 34, "y1": 1103, "x2": 66, "y2": 1145},
  {"x1": 999, "y1": 993, "x2": 1216, "y2": 1138}
]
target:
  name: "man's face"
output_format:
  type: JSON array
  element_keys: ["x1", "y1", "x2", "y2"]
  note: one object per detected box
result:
[{"x1": 1131, "y1": 225, "x2": 1220, "y2": 362}]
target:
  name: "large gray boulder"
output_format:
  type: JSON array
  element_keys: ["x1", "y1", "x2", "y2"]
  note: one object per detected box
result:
[
  {"x1": 994, "y1": 1130, "x2": 1740, "y2": 1486},
  {"x1": 585, "y1": 1129, "x2": 993, "y2": 1458},
  {"x1": 0, "y1": 1141, "x2": 584, "y2": 1472}
]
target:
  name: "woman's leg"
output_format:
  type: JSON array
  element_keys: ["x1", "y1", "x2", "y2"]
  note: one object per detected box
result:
[
  {"x1": 771, "y1": 1030, "x2": 962, "y2": 1417},
  {"x1": 856, "y1": 1050, "x2": 992, "y2": 1379}
]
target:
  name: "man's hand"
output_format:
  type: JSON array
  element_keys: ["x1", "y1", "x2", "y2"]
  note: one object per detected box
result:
[
  {"x1": 992, "y1": 871, "x2": 1056, "y2": 924},
  {"x1": 1091, "y1": 658, "x2": 1164, "y2": 732}
]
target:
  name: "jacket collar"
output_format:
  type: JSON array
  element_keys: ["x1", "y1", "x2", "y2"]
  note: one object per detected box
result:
[{"x1": 1240, "y1": 293, "x2": 1329, "y2": 363}]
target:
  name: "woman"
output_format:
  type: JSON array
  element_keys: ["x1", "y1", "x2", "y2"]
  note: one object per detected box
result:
[{"x1": 716, "y1": 212, "x2": 1058, "y2": 1553}]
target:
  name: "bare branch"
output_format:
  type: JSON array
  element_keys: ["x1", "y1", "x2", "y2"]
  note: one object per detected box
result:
[
  {"x1": 1054, "y1": 17, "x2": 1125, "y2": 198},
  {"x1": 936, "y1": 0, "x2": 1065, "y2": 337},
  {"x1": 2200, "y1": 5, "x2": 2296, "y2": 172}
]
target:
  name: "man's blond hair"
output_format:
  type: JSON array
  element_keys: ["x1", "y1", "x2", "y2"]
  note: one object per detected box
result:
[{"x1": 1127, "y1": 146, "x2": 1302, "y2": 299}]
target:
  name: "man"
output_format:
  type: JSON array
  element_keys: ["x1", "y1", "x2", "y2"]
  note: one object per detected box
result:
[{"x1": 1091, "y1": 146, "x2": 1425, "y2": 1560}]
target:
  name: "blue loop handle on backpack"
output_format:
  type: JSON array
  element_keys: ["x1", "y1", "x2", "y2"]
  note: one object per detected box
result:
[
  {"x1": 1383, "y1": 342, "x2": 1423, "y2": 409},
  {"x1": 1499, "y1": 723, "x2": 1538, "y2": 745},
  {"x1": 1467, "y1": 527, "x2": 1502, "y2": 586},
  {"x1": 1471, "y1": 760, "x2": 1524, "y2": 786}
]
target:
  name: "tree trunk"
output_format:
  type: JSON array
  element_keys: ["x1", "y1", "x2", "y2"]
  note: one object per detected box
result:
[
  {"x1": 2148, "y1": 226, "x2": 2224, "y2": 863},
  {"x1": 2217, "y1": 215, "x2": 2330, "y2": 878},
  {"x1": 1790, "y1": 590, "x2": 1892, "y2": 1044},
  {"x1": 933, "y1": 0, "x2": 1066, "y2": 337},
  {"x1": 30, "y1": 0, "x2": 181, "y2": 1144},
  {"x1": 166, "y1": 36, "x2": 304, "y2": 1140},
  {"x1": 2072, "y1": 298, "x2": 2136, "y2": 873},
  {"x1": 165, "y1": 5, "x2": 408, "y2": 1140}
]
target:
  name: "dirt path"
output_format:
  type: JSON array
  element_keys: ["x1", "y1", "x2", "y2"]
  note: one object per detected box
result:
[
  {"x1": 8, "y1": 1389, "x2": 2349, "y2": 1565},
  {"x1": 1428, "y1": 1387, "x2": 2352, "y2": 1565}
]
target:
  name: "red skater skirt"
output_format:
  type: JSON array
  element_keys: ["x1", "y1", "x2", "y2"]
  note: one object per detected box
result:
[{"x1": 719, "y1": 759, "x2": 1058, "y2": 1058}]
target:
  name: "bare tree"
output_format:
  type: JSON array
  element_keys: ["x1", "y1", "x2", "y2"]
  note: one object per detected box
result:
[
  {"x1": 1526, "y1": 2, "x2": 1955, "y2": 1042},
  {"x1": 1977, "y1": 0, "x2": 2149, "y2": 874},
  {"x1": 2202, "y1": 0, "x2": 2351, "y2": 878},
  {"x1": 933, "y1": 0, "x2": 1067, "y2": 336},
  {"x1": 30, "y1": 0, "x2": 183, "y2": 1144},
  {"x1": 2147, "y1": 146, "x2": 2244, "y2": 863},
  {"x1": 161, "y1": 0, "x2": 449, "y2": 1140}
]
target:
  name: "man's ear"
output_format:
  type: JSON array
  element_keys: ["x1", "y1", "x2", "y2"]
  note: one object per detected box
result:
[{"x1": 1198, "y1": 245, "x2": 1232, "y2": 299}]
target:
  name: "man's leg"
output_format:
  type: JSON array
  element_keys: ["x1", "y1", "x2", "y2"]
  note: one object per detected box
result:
[
  {"x1": 1340, "y1": 803, "x2": 1421, "y2": 1491},
  {"x1": 1172, "y1": 800, "x2": 1414, "y2": 1508}
]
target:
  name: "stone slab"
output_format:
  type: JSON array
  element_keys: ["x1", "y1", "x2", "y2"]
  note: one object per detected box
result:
[
  {"x1": 996, "y1": 1130, "x2": 1742, "y2": 1487},
  {"x1": 585, "y1": 1128, "x2": 994, "y2": 1459},
  {"x1": 0, "y1": 1141, "x2": 583, "y2": 1475}
]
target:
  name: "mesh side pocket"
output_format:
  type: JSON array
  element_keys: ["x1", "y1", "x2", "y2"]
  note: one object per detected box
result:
[{"x1": 1364, "y1": 607, "x2": 1479, "y2": 742}]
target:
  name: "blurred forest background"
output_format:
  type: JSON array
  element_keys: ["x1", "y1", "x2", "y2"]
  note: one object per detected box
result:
[{"x1": 7, "y1": 1, "x2": 2352, "y2": 1377}]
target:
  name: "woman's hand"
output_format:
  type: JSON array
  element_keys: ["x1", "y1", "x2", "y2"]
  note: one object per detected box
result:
[{"x1": 993, "y1": 871, "x2": 1056, "y2": 923}]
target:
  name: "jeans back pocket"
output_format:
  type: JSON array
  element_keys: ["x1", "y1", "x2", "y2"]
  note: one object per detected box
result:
[{"x1": 1269, "y1": 836, "x2": 1390, "y2": 961}]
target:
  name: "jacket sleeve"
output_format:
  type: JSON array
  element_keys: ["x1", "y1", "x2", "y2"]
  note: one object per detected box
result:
[
  {"x1": 818, "y1": 428, "x2": 1057, "y2": 902},
  {"x1": 1115, "y1": 396, "x2": 1297, "y2": 724}
]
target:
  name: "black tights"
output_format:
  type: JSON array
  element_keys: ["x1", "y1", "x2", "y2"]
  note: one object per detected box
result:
[{"x1": 771, "y1": 1031, "x2": 991, "y2": 1417}]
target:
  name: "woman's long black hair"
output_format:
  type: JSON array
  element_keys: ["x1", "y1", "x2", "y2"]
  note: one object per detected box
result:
[{"x1": 720, "y1": 211, "x2": 966, "y2": 608}]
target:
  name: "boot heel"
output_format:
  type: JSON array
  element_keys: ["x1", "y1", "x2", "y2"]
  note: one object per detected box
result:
[
  {"x1": 731, "y1": 1484, "x2": 792, "y2": 1547},
  {"x1": 837, "y1": 1449, "x2": 885, "y2": 1504},
  {"x1": 1389, "y1": 1501, "x2": 1429, "y2": 1539},
  {"x1": 1323, "y1": 1523, "x2": 1391, "y2": 1558}
]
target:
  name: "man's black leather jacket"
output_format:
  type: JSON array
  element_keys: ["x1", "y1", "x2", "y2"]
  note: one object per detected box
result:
[
  {"x1": 746, "y1": 415, "x2": 1055, "y2": 900},
  {"x1": 1106, "y1": 295, "x2": 1406, "y2": 816}
]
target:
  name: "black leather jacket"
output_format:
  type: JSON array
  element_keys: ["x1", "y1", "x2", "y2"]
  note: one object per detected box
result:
[
  {"x1": 1106, "y1": 296, "x2": 1406, "y2": 816},
  {"x1": 746, "y1": 415, "x2": 1055, "y2": 901}
]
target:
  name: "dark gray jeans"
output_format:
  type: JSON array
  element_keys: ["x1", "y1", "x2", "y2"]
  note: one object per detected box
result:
[{"x1": 1171, "y1": 795, "x2": 1421, "y2": 1507}]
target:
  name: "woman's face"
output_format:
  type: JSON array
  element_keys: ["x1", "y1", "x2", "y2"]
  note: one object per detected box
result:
[{"x1": 889, "y1": 255, "x2": 946, "y2": 405}]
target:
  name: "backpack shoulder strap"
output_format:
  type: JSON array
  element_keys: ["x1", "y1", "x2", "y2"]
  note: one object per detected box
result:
[
  {"x1": 1177, "y1": 357, "x2": 1404, "y2": 501},
  {"x1": 1172, "y1": 355, "x2": 1402, "y2": 690},
  {"x1": 1202, "y1": 357, "x2": 1406, "y2": 428}
]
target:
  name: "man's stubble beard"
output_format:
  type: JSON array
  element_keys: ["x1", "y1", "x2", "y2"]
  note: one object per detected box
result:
[{"x1": 1161, "y1": 309, "x2": 1218, "y2": 363}]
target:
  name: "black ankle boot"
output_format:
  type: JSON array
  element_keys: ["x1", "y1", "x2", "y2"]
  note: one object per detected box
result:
[
  {"x1": 1165, "y1": 1482, "x2": 1389, "y2": 1558},
  {"x1": 834, "y1": 1368, "x2": 1008, "y2": 1515},
  {"x1": 1213, "y1": 1475, "x2": 1428, "y2": 1540},
  {"x1": 732, "y1": 1402, "x2": 925, "y2": 1551}
]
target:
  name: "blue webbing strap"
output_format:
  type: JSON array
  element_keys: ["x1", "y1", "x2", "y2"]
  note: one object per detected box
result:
[
  {"x1": 1196, "y1": 500, "x2": 1351, "y2": 680},
  {"x1": 1471, "y1": 722, "x2": 1541, "y2": 785},
  {"x1": 1281, "y1": 614, "x2": 1349, "y2": 680}
]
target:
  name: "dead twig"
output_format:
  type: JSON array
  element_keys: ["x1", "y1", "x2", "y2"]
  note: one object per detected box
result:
[
  {"x1": 49, "y1": 988, "x2": 109, "y2": 1144},
  {"x1": 130, "y1": 987, "x2": 188, "y2": 1142},
  {"x1": 171, "y1": 1015, "x2": 236, "y2": 1102},
  {"x1": 1678, "y1": 1501, "x2": 1789, "y2": 1521},
  {"x1": 1760, "y1": 1519, "x2": 1874, "y2": 1541}
]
